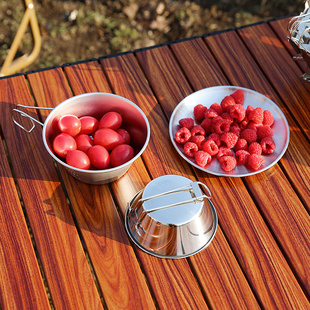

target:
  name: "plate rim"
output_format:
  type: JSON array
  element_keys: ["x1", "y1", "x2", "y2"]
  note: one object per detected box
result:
[{"x1": 169, "y1": 85, "x2": 290, "y2": 177}]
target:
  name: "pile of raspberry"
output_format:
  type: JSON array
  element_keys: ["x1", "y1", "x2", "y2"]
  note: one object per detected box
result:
[{"x1": 174, "y1": 89, "x2": 276, "y2": 172}]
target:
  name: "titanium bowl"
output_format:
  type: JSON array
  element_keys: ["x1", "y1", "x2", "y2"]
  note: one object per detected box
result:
[
  {"x1": 125, "y1": 175, "x2": 218, "y2": 259},
  {"x1": 43, "y1": 92, "x2": 150, "y2": 184}
]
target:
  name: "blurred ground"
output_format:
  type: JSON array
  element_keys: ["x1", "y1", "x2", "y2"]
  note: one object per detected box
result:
[{"x1": 0, "y1": 0, "x2": 306, "y2": 74}]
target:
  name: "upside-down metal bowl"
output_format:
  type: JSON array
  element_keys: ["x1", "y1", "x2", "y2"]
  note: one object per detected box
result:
[
  {"x1": 41, "y1": 93, "x2": 150, "y2": 184},
  {"x1": 125, "y1": 175, "x2": 218, "y2": 259}
]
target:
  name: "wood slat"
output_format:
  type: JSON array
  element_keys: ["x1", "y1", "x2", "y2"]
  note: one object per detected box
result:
[
  {"x1": 204, "y1": 28, "x2": 310, "y2": 295},
  {"x1": 136, "y1": 43, "x2": 309, "y2": 308},
  {"x1": 0, "y1": 75, "x2": 103, "y2": 309},
  {"x1": 0, "y1": 135, "x2": 50, "y2": 309},
  {"x1": 26, "y1": 64, "x2": 156, "y2": 310},
  {"x1": 99, "y1": 54, "x2": 210, "y2": 309},
  {"x1": 238, "y1": 23, "x2": 310, "y2": 140}
]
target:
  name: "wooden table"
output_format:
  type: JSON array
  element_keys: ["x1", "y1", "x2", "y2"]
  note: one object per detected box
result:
[{"x1": 0, "y1": 17, "x2": 309, "y2": 310}]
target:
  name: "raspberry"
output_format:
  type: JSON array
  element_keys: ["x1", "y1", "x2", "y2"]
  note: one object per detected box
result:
[
  {"x1": 221, "y1": 95, "x2": 236, "y2": 112},
  {"x1": 220, "y1": 132, "x2": 238, "y2": 149},
  {"x1": 229, "y1": 125, "x2": 241, "y2": 137},
  {"x1": 213, "y1": 119, "x2": 231, "y2": 135},
  {"x1": 246, "y1": 121, "x2": 259, "y2": 131},
  {"x1": 212, "y1": 115, "x2": 223, "y2": 125},
  {"x1": 248, "y1": 154, "x2": 265, "y2": 170},
  {"x1": 179, "y1": 118, "x2": 194, "y2": 130},
  {"x1": 261, "y1": 137, "x2": 276, "y2": 154},
  {"x1": 240, "y1": 115, "x2": 249, "y2": 129},
  {"x1": 202, "y1": 139, "x2": 219, "y2": 156},
  {"x1": 235, "y1": 150, "x2": 250, "y2": 165},
  {"x1": 229, "y1": 104, "x2": 246, "y2": 122},
  {"x1": 246, "y1": 105, "x2": 255, "y2": 116},
  {"x1": 194, "y1": 104, "x2": 207, "y2": 121},
  {"x1": 210, "y1": 103, "x2": 223, "y2": 115},
  {"x1": 204, "y1": 108, "x2": 218, "y2": 119},
  {"x1": 184, "y1": 142, "x2": 198, "y2": 157},
  {"x1": 216, "y1": 147, "x2": 234, "y2": 159},
  {"x1": 201, "y1": 118, "x2": 212, "y2": 135},
  {"x1": 248, "y1": 107, "x2": 264, "y2": 124},
  {"x1": 240, "y1": 129, "x2": 257, "y2": 144},
  {"x1": 175, "y1": 127, "x2": 191, "y2": 144},
  {"x1": 221, "y1": 112, "x2": 234, "y2": 124},
  {"x1": 191, "y1": 125, "x2": 205, "y2": 136},
  {"x1": 234, "y1": 138, "x2": 248, "y2": 151},
  {"x1": 207, "y1": 133, "x2": 221, "y2": 146},
  {"x1": 257, "y1": 125, "x2": 273, "y2": 141},
  {"x1": 219, "y1": 156, "x2": 237, "y2": 172},
  {"x1": 263, "y1": 110, "x2": 274, "y2": 126},
  {"x1": 194, "y1": 151, "x2": 211, "y2": 167},
  {"x1": 231, "y1": 89, "x2": 245, "y2": 105},
  {"x1": 189, "y1": 135, "x2": 205, "y2": 149},
  {"x1": 248, "y1": 142, "x2": 262, "y2": 155}
]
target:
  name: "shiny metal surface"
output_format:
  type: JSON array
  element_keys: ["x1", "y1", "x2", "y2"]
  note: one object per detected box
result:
[
  {"x1": 34, "y1": 92, "x2": 149, "y2": 184},
  {"x1": 125, "y1": 175, "x2": 218, "y2": 259}
]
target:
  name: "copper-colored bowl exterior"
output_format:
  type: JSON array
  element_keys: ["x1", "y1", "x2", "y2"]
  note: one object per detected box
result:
[{"x1": 42, "y1": 93, "x2": 150, "y2": 184}]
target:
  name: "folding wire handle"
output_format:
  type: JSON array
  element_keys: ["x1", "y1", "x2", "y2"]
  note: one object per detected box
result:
[{"x1": 12, "y1": 104, "x2": 53, "y2": 133}]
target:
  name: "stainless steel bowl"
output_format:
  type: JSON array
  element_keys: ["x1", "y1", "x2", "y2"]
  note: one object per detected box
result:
[
  {"x1": 13, "y1": 93, "x2": 150, "y2": 184},
  {"x1": 125, "y1": 175, "x2": 218, "y2": 259}
]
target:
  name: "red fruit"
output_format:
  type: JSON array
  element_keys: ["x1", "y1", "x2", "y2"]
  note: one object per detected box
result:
[
  {"x1": 202, "y1": 139, "x2": 219, "y2": 156},
  {"x1": 184, "y1": 142, "x2": 198, "y2": 157},
  {"x1": 248, "y1": 154, "x2": 265, "y2": 170},
  {"x1": 201, "y1": 118, "x2": 212, "y2": 135},
  {"x1": 110, "y1": 144, "x2": 135, "y2": 167},
  {"x1": 79, "y1": 116, "x2": 98, "y2": 135},
  {"x1": 229, "y1": 104, "x2": 246, "y2": 122},
  {"x1": 213, "y1": 119, "x2": 231, "y2": 135},
  {"x1": 88, "y1": 145, "x2": 110, "y2": 169},
  {"x1": 219, "y1": 155, "x2": 237, "y2": 172},
  {"x1": 263, "y1": 110, "x2": 274, "y2": 126},
  {"x1": 75, "y1": 134, "x2": 94, "y2": 153},
  {"x1": 189, "y1": 135, "x2": 205, "y2": 149},
  {"x1": 229, "y1": 125, "x2": 241, "y2": 137},
  {"x1": 246, "y1": 105, "x2": 255, "y2": 116},
  {"x1": 94, "y1": 128, "x2": 125, "y2": 151},
  {"x1": 235, "y1": 150, "x2": 250, "y2": 165},
  {"x1": 261, "y1": 137, "x2": 276, "y2": 154},
  {"x1": 194, "y1": 104, "x2": 207, "y2": 121},
  {"x1": 248, "y1": 107, "x2": 264, "y2": 124},
  {"x1": 191, "y1": 125, "x2": 205, "y2": 136},
  {"x1": 116, "y1": 128, "x2": 131, "y2": 144},
  {"x1": 66, "y1": 150, "x2": 91, "y2": 170},
  {"x1": 257, "y1": 125, "x2": 274, "y2": 141},
  {"x1": 194, "y1": 151, "x2": 211, "y2": 167},
  {"x1": 220, "y1": 132, "x2": 238, "y2": 149},
  {"x1": 231, "y1": 89, "x2": 245, "y2": 105},
  {"x1": 221, "y1": 95, "x2": 236, "y2": 112},
  {"x1": 234, "y1": 138, "x2": 248, "y2": 151},
  {"x1": 207, "y1": 133, "x2": 221, "y2": 146},
  {"x1": 53, "y1": 133, "x2": 77, "y2": 158},
  {"x1": 99, "y1": 111, "x2": 122, "y2": 130},
  {"x1": 216, "y1": 147, "x2": 234, "y2": 159},
  {"x1": 248, "y1": 142, "x2": 262, "y2": 155},
  {"x1": 240, "y1": 129, "x2": 257, "y2": 144},
  {"x1": 175, "y1": 127, "x2": 191, "y2": 144},
  {"x1": 204, "y1": 108, "x2": 218, "y2": 119},
  {"x1": 58, "y1": 115, "x2": 81, "y2": 137},
  {"x1": 210, "y1": 103, "x2": 223, "y2": 115},
  {"x1": 179, "y1": 118, "x2": 194, "y2": 130}
]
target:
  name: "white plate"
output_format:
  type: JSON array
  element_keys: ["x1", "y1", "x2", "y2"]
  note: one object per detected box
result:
[{"x1": 169, "y1": 86, "x2": 290, "y2": 177}]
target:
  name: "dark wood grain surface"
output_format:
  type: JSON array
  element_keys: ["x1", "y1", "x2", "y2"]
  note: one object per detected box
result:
[{"x1": 0, "y1": 17, "x2": 309, "y2": 309}]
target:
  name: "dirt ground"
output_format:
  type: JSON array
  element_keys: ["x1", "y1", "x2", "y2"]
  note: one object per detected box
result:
[{"x1": 0, "y1": 0, "x2": 306, "y2": 74}]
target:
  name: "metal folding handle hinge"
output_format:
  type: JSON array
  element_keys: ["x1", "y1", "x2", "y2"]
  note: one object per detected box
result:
[{"x1": 12, "y1": 104, "x2": 52, "y2": 133}]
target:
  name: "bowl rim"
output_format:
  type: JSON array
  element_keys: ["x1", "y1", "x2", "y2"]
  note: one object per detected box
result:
[{"x1": 42, "y1": 92, "x2": 150, "y2": 174}]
